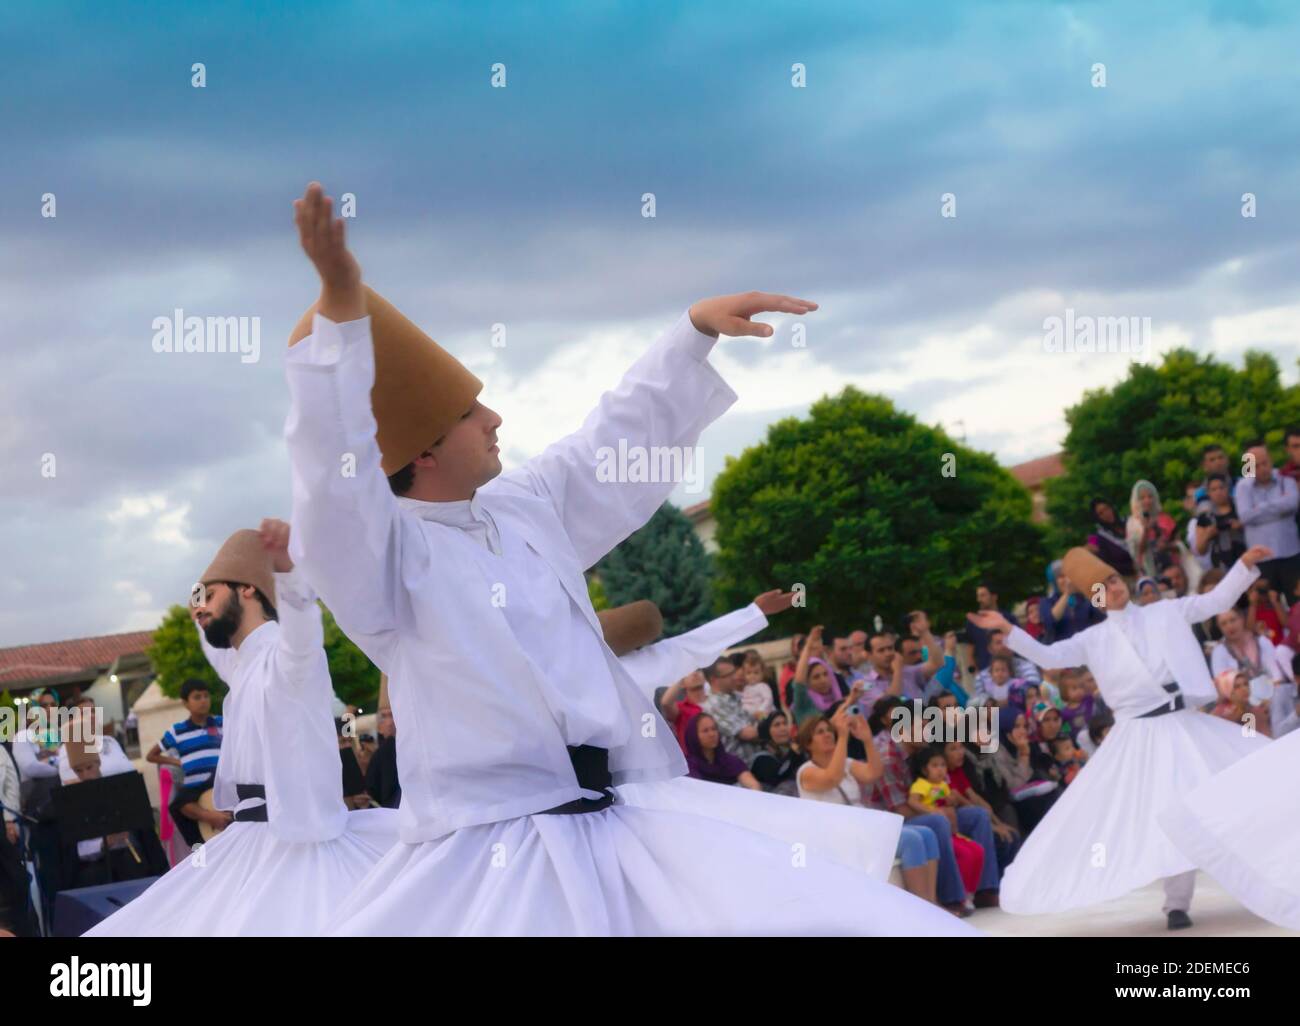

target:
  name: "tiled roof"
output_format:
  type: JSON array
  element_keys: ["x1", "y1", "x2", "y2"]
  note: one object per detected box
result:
[
  {"x1": 0, "y1": 630, "x2": 155, "y2": 688},
  {"x1": 1009, "y1": 452, "x2": 1065, "y2": 489}
]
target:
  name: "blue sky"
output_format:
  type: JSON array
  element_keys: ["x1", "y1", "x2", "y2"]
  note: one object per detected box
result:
[{"x1": 4, "y1": 0, "x2": 1300, "y2": 644}]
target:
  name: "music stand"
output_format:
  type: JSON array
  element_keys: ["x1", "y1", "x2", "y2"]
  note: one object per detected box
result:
[{"x1": 52, "y1": 771, "x2": 155, "y2": 844}]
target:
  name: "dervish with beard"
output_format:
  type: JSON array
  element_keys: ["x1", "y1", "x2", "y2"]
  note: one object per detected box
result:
[{"x1": 86, "y1": 518, "x2": 398, "y2": 936}]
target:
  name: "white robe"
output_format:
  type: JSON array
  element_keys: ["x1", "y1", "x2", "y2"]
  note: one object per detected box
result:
[
  {"x1": 1159, "y1": 697, "x2": 1300, "y2": 929},
  {"x1": 1000, "y1": 558, "x2": 1270, "y2": 915},
  {"x1": 288, "y1": 311, "x2": 973, "y2": 937},
  {"x1": 84, "y1": 568, "x2": 399, "y2": 937}
]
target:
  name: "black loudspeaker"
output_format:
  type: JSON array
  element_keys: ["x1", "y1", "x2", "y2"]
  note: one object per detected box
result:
[{"x1": 51, "y1": 877, "x2": 158, "y2": 937}]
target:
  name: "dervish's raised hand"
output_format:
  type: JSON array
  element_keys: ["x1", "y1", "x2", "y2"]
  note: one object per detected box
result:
[
  {"x1": 688, "y1": 291, "x2": 817, "y2": 339},
  {"x1": 293, "y1": 181, "x2": 365, "y2": 323}
]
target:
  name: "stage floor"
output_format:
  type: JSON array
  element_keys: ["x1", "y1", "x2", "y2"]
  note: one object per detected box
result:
[{"x1": 971, "y1": 872, "x2": 1299, "y2": 937}]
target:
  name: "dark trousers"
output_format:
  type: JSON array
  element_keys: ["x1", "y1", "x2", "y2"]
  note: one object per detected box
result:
[{"x1": 0, "y1": 827, "x2": 39, "y2": 936}]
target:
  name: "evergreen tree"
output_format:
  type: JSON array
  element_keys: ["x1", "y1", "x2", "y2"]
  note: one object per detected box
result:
[{"x1": 596, "y1": 502, "x2": 714, "y2": 635}]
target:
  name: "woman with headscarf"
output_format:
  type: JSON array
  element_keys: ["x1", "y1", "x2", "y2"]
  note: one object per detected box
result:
[
  {"x1": 1087, "y1": 498, "x2": 1136, "y2": 577},
  {"x1": 790, "y1": 627, "x2": 845, "y2": 726},
  {"x1": 1040, "y1": 560, "x2": 1105, "y2": 642},
  {"x1": 749, "y1": 711, "x2": 806, "y2": 797},
  {"x1": 684, "y1": 714, "x2": 762, "y2": 790},
  {"x1": 1126, "y1": 479, "x2": 1195, "y2": 582},
  {"x1": 992, "y1": 711, "x2": 1059, "y2": 833}
]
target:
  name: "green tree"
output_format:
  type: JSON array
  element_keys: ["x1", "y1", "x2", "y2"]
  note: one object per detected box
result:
[
  {"x1": 595, "y1": 502, "x2": 714, "y2": 635},
  {"x1": 322, "y1": 606, "x2": 381, "y2": 710},
  {"x1": 147, "y1": 605, "x2": 225, "y2": 708},
  {"x1": 710, "y1": 387, "x2": 1047, "y2": 634},
  {"x1": 1043, "y1": 349, "x2": 1300, "y2": 551},
  {"x1": 146, "y1": 603, "x2": 381, "y2": 712}
]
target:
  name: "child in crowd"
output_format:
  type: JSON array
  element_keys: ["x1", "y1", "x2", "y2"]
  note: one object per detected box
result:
[
  {"x1": 986, "y1": 655, "x2": 1020, "y2": 704},
  {"x1": 908, "y1": 747, "x2": 985, "y2": 899},
  {"x1": 1058, "y1": 670, "x2": 1096, "y2": 737},
  {"x1": 739, "y1": 649, "x2": 776, "y2": 719},
  {"x1": 1050, "y1": 735, "x2": 1086, "y2": 785}
]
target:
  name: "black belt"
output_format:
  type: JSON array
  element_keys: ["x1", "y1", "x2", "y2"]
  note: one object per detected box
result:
[
  {"x1": 540, "y1": 746, "x2": 615, "y2": 816},
  {"x1": 1138, "y1": 683, "x2": 1185, "y2": 719},
  {"x1": 234, "y1": 783, "x2": 268, "y2": 823}
]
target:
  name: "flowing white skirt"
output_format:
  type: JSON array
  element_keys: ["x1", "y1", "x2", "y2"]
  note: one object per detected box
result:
[
  {"x1": 326, "y1": 781, "x2": 974, "y2": 937},
  {"x1": 1000, "y1": 709, "x2": 1268, "y2": 915},
  {"x1": 1159, "y1": 725, "x2": 1298, "y2": 929},
  {"x1": 616, "y1": 776, "x2": 903, "y2": 880},
  {"x1": 82, "y1": 808, "x2": 400, "y2": 937}
]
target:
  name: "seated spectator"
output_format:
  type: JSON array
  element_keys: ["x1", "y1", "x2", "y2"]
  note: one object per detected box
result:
[
  {"x1": 943, "y1": 740, "x2": 1020, "y2": 874},
  {"x1": 795, "y1": 705, "x2": 883, "y2": 804},
  {"x1": 862, "y1": 698, "x2": 1000, "y2": 916},
  {"x1": 659, "y1": 670, "x2": 708, "y2": 751},
  {"x1": 701, "y1": 657, "x2": 763, "y2": 764},
  {"x1": 1211, "y1": 607, "x2": 1290, "y2": 686},
  {"x1": 1049, "y1": 735, "x2": 1086, "y2": 785},
  {"x1": 1040, "y1": 560, "x2": 1105, "y2": 642},
  {"x1": 778, "y1": 633, "x2": 809, "y2": 711},
  {"x1": 738, "y1": 649, "x2": 776, "y2": 719},
  {"x1": 1245, "y1": 576, "x2": 1286, "y2": 644},
  {"x1": 684, "y1": 714, "x2": 761, "y2": 789},
  {"x1": 796, "y1": 707, "x2": 940, "y2": 904},
  {"x1": 992, "y1": 712, "x2": 1059, "y2": 832},
  {"x1": 1032, "y1": 703, "x2": 1068, "y2": 751},
  {"x1": 1087, "y1": 497, "x2": 1137, "y2": 576},
  {"x1": 789, "y1": 626, "x2": 846, "y2": 726},
  {"x1": 973, "y1": 629, "x2": 1042, "y2": 696},
  {"x1": 145, "y1": 679, "x2": 227, "y2": 846},
  {"x1": 750, "y1": 712, "x2": 806, "y2": 796},
  {"x1": 1210, "y1": 669, "x2": 1271, "y2": 737},
  {"x1": 907, "y1": 747, "x2": 984, "y2": 900}
]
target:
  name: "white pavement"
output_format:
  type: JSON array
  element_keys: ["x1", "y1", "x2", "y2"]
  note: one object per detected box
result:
[{"x1": 970, "y1": 873, "x2": 1299, "y2": 937}]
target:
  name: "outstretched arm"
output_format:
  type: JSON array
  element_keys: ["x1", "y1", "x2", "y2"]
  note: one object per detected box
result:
[
  {"x1": 284, "y1": 183, "x2": 402, "y2": 660},
  {"x1": 1178, "y1": 546, "x2": 1267, "y2": 624},
  {"x1": 619, "y1": 592, "x2": 789, "y2": 699},
  {"x1": 493, "y1": 293, "x2": 815, "y2": 570},
  {"x1": 968, "y1": 610, "x2": 1089, "y2": 670}
]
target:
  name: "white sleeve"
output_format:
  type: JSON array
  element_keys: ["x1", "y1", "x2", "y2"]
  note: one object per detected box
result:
[
  {"x1": 491, "y1": 310, "x2": 737, "y2": 570},
  {"x1": 12, "y1": 737, "x2": 58, "y2": 780},
  {"x1": 284, "y1": 313, "x2": 404, "y2": 665},
  {"x1": 1177, "y1": 557, "x2": 1259, "y2": 625},
  {"x1": 619, "y1": 604, "x2": 768, "y2": 699},
  {"x1": 270, "y1": 566, "x2": 327, "y2": 687},
  {"x1": 1004, "y1": 624, "x2": 1090, "y2": 670}
]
